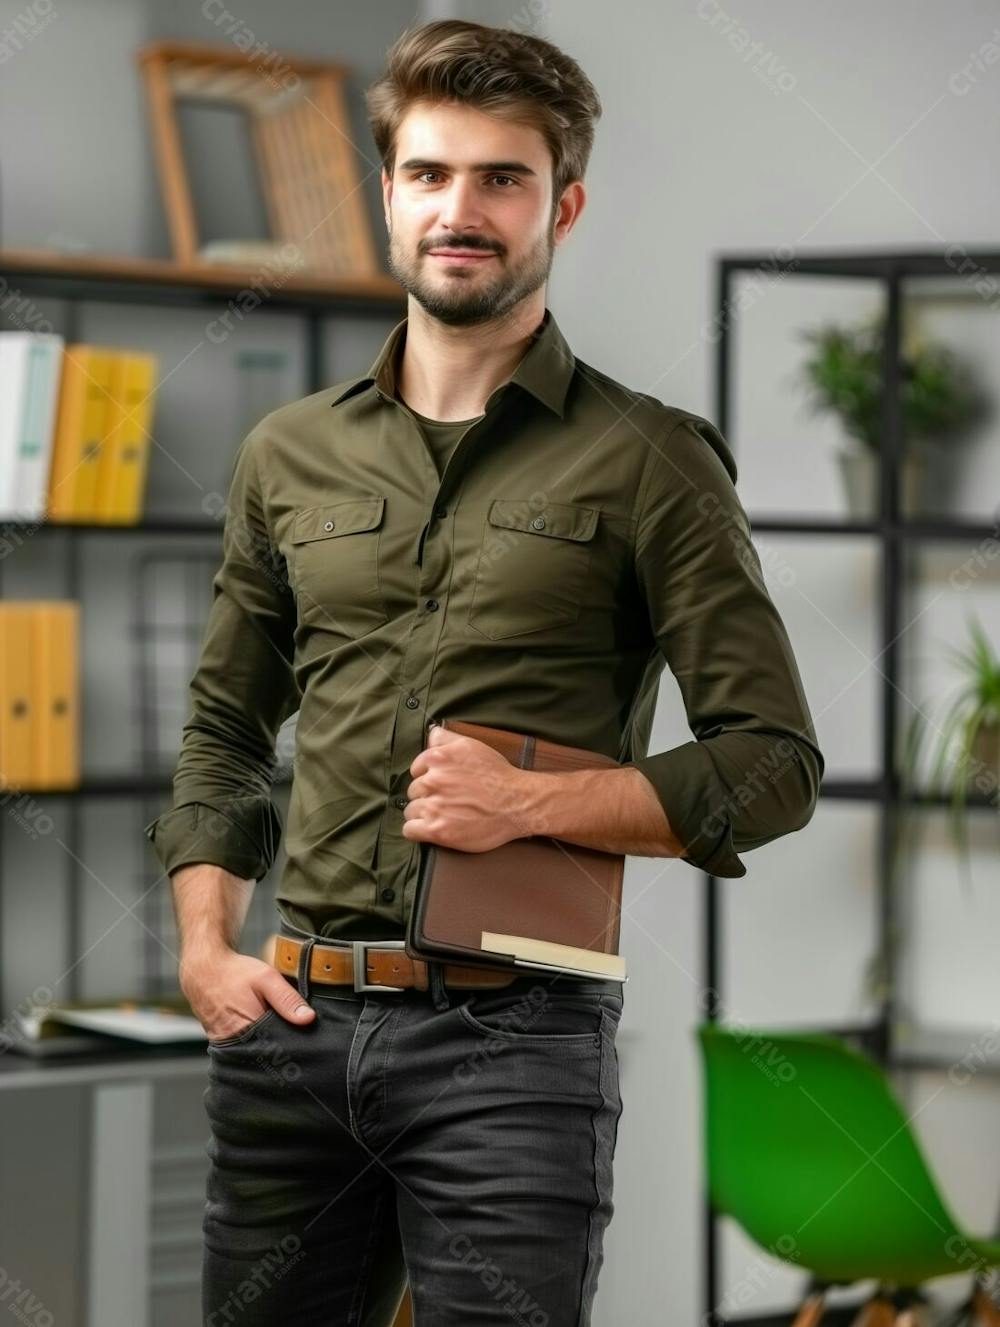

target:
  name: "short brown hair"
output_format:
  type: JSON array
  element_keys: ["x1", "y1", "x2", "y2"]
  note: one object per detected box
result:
[{"x1": 365, "y1": 19, "x2": 602, "y2": 203}]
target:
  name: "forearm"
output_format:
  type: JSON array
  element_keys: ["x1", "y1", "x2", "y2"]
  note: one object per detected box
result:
[
  {"x1": 623, "y1": 414, "x2": 824, "y2": 877},
  {"x1": 519, "y1": 766, "x2": 686, "y2": 857},
  {"x1": 170, "y1": 863, "x2": 255, "y2": 968}
]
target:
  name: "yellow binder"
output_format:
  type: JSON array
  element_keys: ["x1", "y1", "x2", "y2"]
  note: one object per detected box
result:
[
  {"x1": 30, "y1": 602, "x2": 80, "y2": 790},
  {"x1": 30, "y1": 607, "x2": 79, "y2": 790},
  {"x1": 0, "y1": 604, "x2": 34, "y2": 790},
  {"x1": 47, "y1": 346, "x2": 116, "y2": 521},
  {"x1": 95, "y1": 351, "x2": 158, "y2": 523}
]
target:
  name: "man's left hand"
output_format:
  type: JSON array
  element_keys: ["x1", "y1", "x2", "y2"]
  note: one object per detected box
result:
[{"x1": 401, "y1": 723, "x2": 532, "y2": 851}]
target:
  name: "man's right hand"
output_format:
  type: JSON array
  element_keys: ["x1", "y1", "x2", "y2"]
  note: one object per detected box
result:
[{"x1": 180, "y1": 949, "x2": 317, "y2": 1043}]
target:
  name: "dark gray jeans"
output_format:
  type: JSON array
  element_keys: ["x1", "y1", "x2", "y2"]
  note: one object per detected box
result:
[{"x1": 200, "y1": 918, "x2": 625, "y2": 1326}]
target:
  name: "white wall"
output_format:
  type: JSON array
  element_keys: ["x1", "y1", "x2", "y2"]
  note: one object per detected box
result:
[
  {"x1": 502, "y1": 0, "x2": 1000, "y2": 1320},
  {"x1": 0, "y1": 0, "x2": 418, "y2": 258}
]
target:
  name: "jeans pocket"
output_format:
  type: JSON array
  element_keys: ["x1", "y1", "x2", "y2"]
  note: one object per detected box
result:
[
  {"x1": 457, "y1": 988, "x2": 605, "y2": 1044},
  {"x1": 206, "y1": 1007, "x2": 278, "y2": 1049}
]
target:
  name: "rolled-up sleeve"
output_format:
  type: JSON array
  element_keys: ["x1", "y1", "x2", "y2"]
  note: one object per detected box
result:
[
  {"x1": 143, "y1": 427, "x2": 299, "y2": 882},
  {"x1": 623, "y1": 412, "x2": 824, "y2": 877}
]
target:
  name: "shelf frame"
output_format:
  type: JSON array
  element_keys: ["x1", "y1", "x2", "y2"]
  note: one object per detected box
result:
[
  {"x1": 0, "y1": 253, "x2": 404, "y2": 1008},
  {"x1": 702, "y1": 246, "x2": 1000, "y2": 1325}
]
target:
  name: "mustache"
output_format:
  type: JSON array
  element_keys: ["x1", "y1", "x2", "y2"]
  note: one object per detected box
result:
[{"x1": 422, "y1": 239, "x2": 502, "y2": 255}]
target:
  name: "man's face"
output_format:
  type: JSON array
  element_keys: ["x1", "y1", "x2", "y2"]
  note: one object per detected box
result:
[{"x1": 382, "y1": 100, "x2": 569, "y2": 327}]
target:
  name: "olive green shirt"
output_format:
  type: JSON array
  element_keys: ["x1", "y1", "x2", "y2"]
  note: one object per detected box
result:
[{"x1": 144, "y1": 306, "x2": 824, "y2": 941}]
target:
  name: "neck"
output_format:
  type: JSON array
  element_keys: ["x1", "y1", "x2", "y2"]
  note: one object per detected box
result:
[{"x1": 396, "y1": 293, "x2": 545, "y2": 421}]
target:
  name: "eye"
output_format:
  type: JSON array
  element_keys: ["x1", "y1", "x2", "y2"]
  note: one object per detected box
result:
[{"x1": 413, "y1": 171, "x2": 519, "y2": 187}]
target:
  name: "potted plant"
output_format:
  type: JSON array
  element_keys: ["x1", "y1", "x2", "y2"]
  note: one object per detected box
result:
[
  {"x1": 796, "y1": 312, "x2": 984, "y2": 519},
  {"x1": 901, "y1": 611, "x2": 1000, "y2": 884}
]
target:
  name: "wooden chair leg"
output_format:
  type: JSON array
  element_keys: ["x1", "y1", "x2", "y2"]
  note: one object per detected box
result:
[
  {"x1": 973, "y1": 1286, "x2": 1000, "y2": 1327},
  {"x1": 792, "y1": 1291, "x2": 828, "y2": 1327},
  {"x1": 390, "y1": 1286, "x2": 412, "y2": 1326},
  {"x1": 893, "y1": 1309, "x2": 931, "y2": 1327},
  {"x1": 849, "y1": 1294, "x2": 897, "y2": 1327}
]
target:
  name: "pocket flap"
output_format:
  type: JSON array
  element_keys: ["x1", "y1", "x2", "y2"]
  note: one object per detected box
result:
[
  {"x1": 291, "y1": 496, "x2": 385, "y2": 544},
  {"x1": 487, "y1": 498, "x2": 598, "y2": 542}
]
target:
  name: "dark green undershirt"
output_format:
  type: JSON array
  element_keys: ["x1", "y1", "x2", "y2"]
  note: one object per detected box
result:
[{"x1": 406, "y1": 404, "x2": 483, "y2": 478}]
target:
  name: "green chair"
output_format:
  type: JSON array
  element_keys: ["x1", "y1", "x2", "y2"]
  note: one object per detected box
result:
[{"x1": 696, "y1": 1023, "x2": 1000, "y2": 1326}]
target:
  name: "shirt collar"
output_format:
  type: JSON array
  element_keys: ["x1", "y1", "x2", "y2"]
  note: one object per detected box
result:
[{"x1": 328, "y1": 306, "x2": 574, "y2": 420}]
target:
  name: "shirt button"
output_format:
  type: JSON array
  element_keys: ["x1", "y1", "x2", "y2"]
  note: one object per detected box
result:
[
  {"x1": 323, "y1": 519, "x2": 335, "y2": 531},
  {"x1": 531, "y1": 516, "x2": 546, "y2": 530},
  {"x1": 380, "y1": 887, "x2": 396, "y2": 903},
  {"x1": 393, "y1": 795, "x2": 407, "y2": 809},
  {"x1": 405, "y1": 696, "x2": 420, "y2": 710},
  {"x1": 425, "y1": 598, "x2": 439, "y2": 611},
  {"x1": 434, "y1": 506, "x2": 447, "y2": 519}
]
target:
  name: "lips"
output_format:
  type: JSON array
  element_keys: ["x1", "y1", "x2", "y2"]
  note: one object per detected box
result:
[{"x1": 428, "y1": 250, "x2": 497, "y2": 262}]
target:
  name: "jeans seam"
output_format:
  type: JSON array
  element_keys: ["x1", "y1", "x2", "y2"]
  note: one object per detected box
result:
[
  {"x1": 576, "y1": 1007, "x2": 610, "y2": 1327},
  {"x1": 377, "y1": 1004, "x2": 405, "y2": 1140},
  {"x1": 345, "y1": 1003, "x2": 366, "y2": 1144},
  {"x1": 347, "y1": 1183, "x2": 388, "y2": 1327}
]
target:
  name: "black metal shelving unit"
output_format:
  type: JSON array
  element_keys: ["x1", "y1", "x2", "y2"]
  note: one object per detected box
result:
[
  {"x1": 703, "y1": 248, "x2": 1000, "y2": 1324},
  {"x1": 0, "y1": 256, "x2": 404, "y2": 1013}
]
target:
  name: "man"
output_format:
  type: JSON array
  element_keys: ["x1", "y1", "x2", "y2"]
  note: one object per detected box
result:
[{"x1": 146, "y1": 18, "x2": 823, "y2": 1326}]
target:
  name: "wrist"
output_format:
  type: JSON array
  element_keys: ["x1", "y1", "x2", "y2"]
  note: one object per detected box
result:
[
  {"x1": 179, "y1": 942, "x2": 235, "y2": 975},
  {"x1": 515, "y1": 769, "x2": 558, "y2": 839}
]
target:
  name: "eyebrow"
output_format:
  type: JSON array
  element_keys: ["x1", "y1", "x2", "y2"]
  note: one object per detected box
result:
[{"x1": 397, "y1": 158, "x2": 538, "y2": 178}]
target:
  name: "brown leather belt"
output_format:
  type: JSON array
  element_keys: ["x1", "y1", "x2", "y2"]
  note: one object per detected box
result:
[{"x1": 273, "y1": 936, "x2": 519, "y2": 992}]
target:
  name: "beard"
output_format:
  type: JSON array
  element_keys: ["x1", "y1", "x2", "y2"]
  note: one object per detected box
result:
[{"x1": 385, "y1": 218, "x2": 556, "y2": 328}]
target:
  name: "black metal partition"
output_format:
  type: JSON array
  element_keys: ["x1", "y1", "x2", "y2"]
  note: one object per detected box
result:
[
  {"x1": 0, "y1": 257, "x2": 403, "y2": 1015},
  {"x1": 704, "y1": 249, "x2": 1000, "y2": 1323}
]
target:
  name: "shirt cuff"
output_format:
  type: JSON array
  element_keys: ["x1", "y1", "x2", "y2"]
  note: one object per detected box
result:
[
  {"x1": 623, "y1": 741, "x2": 747, "y2": 878},
  {"x1": 143, "y1": 795, "x2": 282, "y2": 882}
]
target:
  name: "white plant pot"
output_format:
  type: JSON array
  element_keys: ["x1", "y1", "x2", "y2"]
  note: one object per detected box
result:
[
  {"x1": 966, "y1": 722, "x2": 1000, "y2": 798},
  {"x1": 837, "y1": 445, "x2": 929, "y2": 519}
]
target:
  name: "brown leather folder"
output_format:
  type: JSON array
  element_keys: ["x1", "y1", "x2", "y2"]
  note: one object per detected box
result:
[{"x1": 405, "y1": 717, "x2": 627, "y2": 982}]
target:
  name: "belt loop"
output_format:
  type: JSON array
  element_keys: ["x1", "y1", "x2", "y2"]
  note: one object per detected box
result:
[
  {"x1": 428, "y1": 960, "x2": 451, "y2": 1012},
  {"x1": 297, "y1": 938, "x2": 317, "y2": 1002}
]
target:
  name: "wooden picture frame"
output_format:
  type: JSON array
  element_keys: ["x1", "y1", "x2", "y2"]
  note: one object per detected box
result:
[{"x1": 136, "y1": 40, "x2": 380, "y2": 279}]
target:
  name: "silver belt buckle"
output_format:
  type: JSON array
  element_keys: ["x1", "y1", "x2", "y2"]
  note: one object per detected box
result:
[{"x1": 352, "y1": 939, "x2": 407, "y2": 993}]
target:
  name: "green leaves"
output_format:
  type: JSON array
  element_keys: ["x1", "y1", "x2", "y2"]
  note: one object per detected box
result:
[{"x1": 797, "y1": 315, "x2": 985, "y2": 453}]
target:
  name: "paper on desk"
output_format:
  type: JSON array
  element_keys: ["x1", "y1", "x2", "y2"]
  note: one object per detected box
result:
[{"x1": 43, "y1": 1007, "x2": 207, "y2": 1043}]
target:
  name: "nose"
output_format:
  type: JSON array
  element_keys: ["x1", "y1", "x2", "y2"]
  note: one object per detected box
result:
[{"x1": 437, "y1": 175, "x2": 486, "y2": 233}]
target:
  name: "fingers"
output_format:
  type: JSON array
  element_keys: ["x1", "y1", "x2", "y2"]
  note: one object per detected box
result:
[{"x1": 261, "y1": 973, "x2": 316, "y2": 1024}]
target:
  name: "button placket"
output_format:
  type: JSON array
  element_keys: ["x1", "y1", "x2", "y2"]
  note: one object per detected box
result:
[{"x1": 380, "y1": 404, "x2": 494, "y2": 905}]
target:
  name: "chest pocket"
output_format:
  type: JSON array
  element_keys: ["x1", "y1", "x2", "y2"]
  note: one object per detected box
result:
[
  {"x1": 288, "y1": 495, "x2": 388, "y2": 638},
  {"x1": 468, "y1": 498, "x2": 599, "y2": 640}
]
